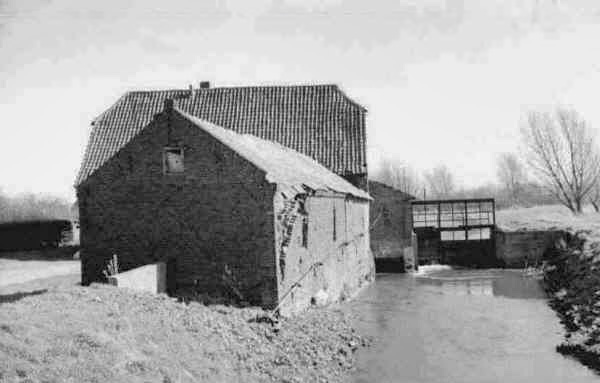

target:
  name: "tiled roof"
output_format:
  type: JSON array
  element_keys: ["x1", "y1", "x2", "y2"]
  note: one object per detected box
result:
[
  {"x1": 176, "y1": 108, "x2": 371, "y2": 200},
  {"x1": 76, "y1": 84, "x2": 367, "y2": 185}
]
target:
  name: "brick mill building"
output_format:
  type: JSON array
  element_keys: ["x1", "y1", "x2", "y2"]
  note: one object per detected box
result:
[
  {"x1": 75, "y1": 84, "x2": 373, "y2": 313},
  {"x1": 78, "y1": 84, "x2": 368, "y2": 189}
]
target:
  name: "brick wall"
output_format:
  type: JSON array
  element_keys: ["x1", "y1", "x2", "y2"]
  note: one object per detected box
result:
[
  {"x1": 77, "y1": 112, "x2": 278, "y2": 307},
  {"x1": 368, "y1": 182, "x2": 414, "y2": 269},
  {"x1": 342, "y1": 173, "x2": 368, "y2": 191},
  {"x1": 274, "y1": 191, "x2": 374, "y2": 315}
]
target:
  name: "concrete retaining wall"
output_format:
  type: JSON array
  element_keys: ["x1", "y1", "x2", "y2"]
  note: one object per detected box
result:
[
  {"x1": 496, "y1": 229, "x2": 563, "y2": 267},
  {"x1": 109, "y1": 262, "x2": 167, "y2": 294},
  {"x1": 373, "y1": 233, "x2": 418, "y2": 272}
]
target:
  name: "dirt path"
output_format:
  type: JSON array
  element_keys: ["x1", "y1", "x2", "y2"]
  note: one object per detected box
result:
[
  {"x1": 0, "y1": 253, "x2": 81, "y2": 305},
  {"x1": 0, "y1": 258, "x2": 80, "y2": 288}
]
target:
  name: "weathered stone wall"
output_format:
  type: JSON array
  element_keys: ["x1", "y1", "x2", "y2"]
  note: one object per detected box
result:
[
  {"x1": 274, "y1": 191, "x2": 374, "y2": 315},
  {"x1": 496, "y1": 229, "x2": 563, "y2": 268},
  {"x1": 78, "y1": 111, "x2": 278, "y2": 307}
]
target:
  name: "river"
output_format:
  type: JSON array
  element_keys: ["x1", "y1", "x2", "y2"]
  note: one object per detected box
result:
[{"x1": 345, "y1": 267, "x2": 599, "y2": 383}]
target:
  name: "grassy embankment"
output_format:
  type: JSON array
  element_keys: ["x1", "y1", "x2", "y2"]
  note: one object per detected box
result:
[
  {"x1": 0, "y1": 280, "x2": 368, "y2": 383},
  {"x1": 497, "y1": 205, "x2": 600, "y2": 372}
]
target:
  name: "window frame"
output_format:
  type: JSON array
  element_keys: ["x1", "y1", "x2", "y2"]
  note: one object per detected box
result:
[
  {"x1": 163, "y1": 146, "x2": 185, "y2": 175},
  {"x1": 301, "y1": 216, "x2": 309, "y2": 248}
]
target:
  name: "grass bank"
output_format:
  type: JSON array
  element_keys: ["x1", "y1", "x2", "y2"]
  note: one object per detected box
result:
[
  {"x1": 498, "y1": 205, "x2": 600, "y2": 373},
  {"x1": 496, "y1": 205, "x2": 600, "y2": 241},
  {"x1": 0, "y1": 283, "x2": 369, "y2": 383}
]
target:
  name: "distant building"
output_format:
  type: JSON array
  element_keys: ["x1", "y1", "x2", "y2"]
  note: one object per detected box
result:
[
  {"x1": 368, "y1": 181, "x2": 417, "y2": 272},
  {"x1": 75, "y1": 100, "x2": 373, "y2": 313}
]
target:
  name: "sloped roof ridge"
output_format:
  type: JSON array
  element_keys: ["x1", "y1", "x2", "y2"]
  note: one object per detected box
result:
[
  {"x1": 333, "y1": 84, "x2": 368, "y2": 112},
  {"x1": 126, "y1": 83, "x2": 337, "y2": 91},
  {"x1": 174, "y1": 107, "x2": 370, "y2": 200},
  {"x1": 116, "y1": 84, "x2": 366, "y2": 111},
  {"x1": 91, "y1": 91, "x2": 132, "y2": 125},
  {"x1": 88, "y1": 84, "x2": 363, "y2": 125}
]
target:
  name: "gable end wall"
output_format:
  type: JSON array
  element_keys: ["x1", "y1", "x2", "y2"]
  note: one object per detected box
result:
[{"x1": 77, "y1": 112, "x2": 278, "y2": 307}]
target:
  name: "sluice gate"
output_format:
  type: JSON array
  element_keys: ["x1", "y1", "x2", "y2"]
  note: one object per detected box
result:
[{"x1": 411, "y1": 198, "x2": 500, "y2": 267}]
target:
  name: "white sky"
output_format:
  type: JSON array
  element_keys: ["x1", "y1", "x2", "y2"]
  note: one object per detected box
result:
[{"x1": 1, "y1": 0, "x2": 600, "y2": 201}]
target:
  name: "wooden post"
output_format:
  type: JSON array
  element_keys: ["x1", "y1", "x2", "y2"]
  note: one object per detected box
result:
[
  {"x1": 464, "y1": 200, "x2": 469, "y2": 240},
  {"x1": 450, "y1": 202, "x2": 454, "y2": 241}
]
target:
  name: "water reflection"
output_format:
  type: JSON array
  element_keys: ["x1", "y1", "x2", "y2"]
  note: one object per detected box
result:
[{"x1": 416, "y1": 270, "x2": 547, "y2": 299}]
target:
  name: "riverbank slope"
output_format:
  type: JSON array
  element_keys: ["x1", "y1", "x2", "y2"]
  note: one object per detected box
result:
[{"x1": 497, "y1": 205, "x2": 600, "y2": 372}]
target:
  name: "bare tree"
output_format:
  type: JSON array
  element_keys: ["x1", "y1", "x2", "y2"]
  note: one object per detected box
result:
[
  {"x1": 521, "y1": 107, "x2": 600, "y2": 214},
  {"x1": 496, "y1": 152, "x2": 526, "y2": 206},
  {"x1": 373, "y1": 158, "x2": 422, "y2": 196},
  {"x1": 590, "y1": 183, "x2": 600, "y2": 212},
  {"x1": 425, "y1": 165, "x2": 455, "y2": 199}
]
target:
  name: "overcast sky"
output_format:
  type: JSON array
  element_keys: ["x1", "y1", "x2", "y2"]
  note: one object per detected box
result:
[{"x1": 2, "y1": 0, "x2": 600, "y2": 201}]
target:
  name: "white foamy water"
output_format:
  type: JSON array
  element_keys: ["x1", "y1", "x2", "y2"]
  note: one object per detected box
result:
[{"x1": 413, "y1": 264, "x2": 453, "y2": 276}]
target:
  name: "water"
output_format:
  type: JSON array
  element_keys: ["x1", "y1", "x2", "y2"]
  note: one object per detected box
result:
[{"x1": 345, "y1": 268, "x2": 599, "y2": 383}]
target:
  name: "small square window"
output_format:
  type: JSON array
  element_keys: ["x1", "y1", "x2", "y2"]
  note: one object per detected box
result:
[
  {"x1": 333, "y1": 206, "x2": 337, "y2": 242},
  {"x1": 164, "y1": 147, "x2": 184, "y2": 174}
]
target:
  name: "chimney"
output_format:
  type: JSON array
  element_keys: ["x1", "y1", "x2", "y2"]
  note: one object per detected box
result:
[
  {"x1": 164, "y1": 98, "x2": 174, "y2": 112},
  {"x1": 189, "y1": 83, "x2": 195, "y2": 102},
  {"x1": 199, "y1": 81, "x2": 210, "y2": 89}
]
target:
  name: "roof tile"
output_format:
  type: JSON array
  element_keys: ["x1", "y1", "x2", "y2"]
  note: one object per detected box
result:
[
  {"x1": 176, "y1": 108, "x2": 371, "y2": 200},
  {"x1": 76, "y1": 84, "x2": 367, "y2": 185}
]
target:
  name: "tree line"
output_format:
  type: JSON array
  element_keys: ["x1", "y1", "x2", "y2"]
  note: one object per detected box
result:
[
  {"x1": 373, "y1": 107, "x2": 600, "y2": 214},
  {"x1": 0, "y1": 190, "x2": 75, "y2": 223},
  {"x1": 372, "y1": 158, "x2": 554, "y2": 209}
]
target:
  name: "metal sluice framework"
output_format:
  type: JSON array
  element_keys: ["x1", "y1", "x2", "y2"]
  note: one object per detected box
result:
[{"x1": 411, "y1": 198, "x2": 498, "y2": 267}]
